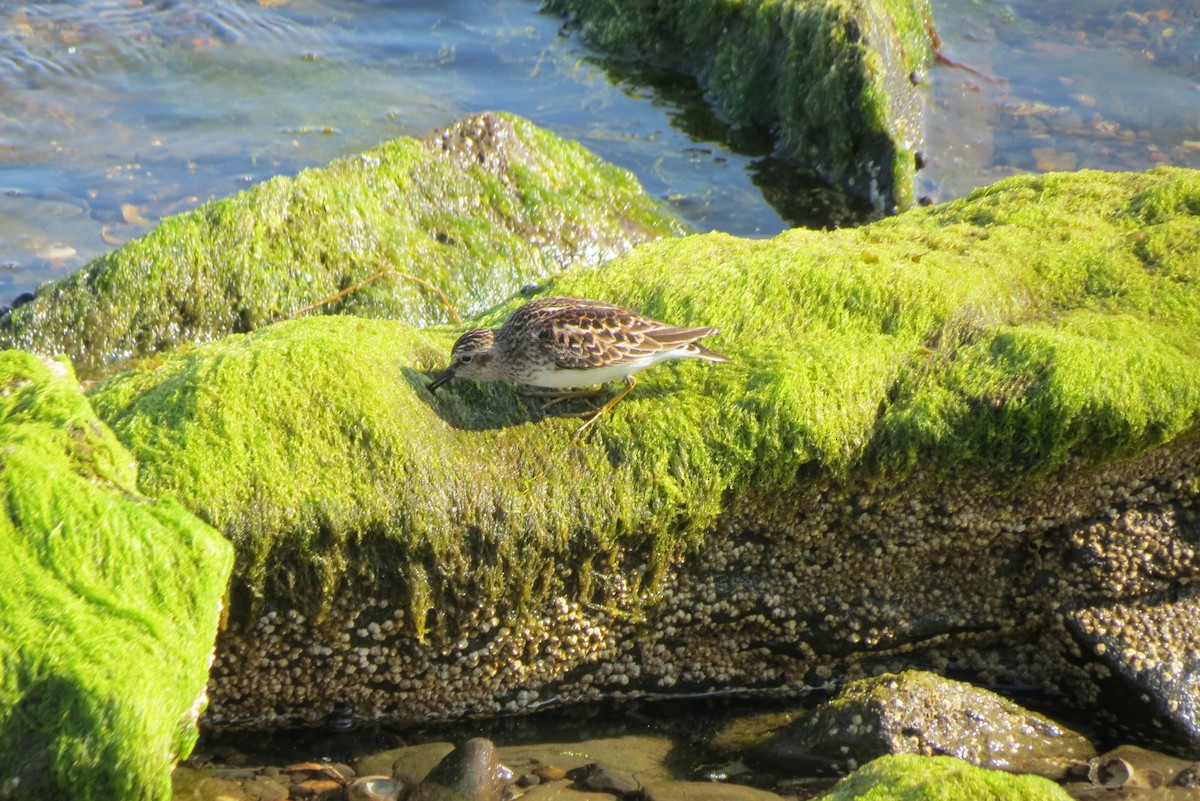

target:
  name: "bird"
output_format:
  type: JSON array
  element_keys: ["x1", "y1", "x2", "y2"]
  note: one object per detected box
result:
[{"x1": 428, "y1": 296, "x2": 730, "y2": 436}]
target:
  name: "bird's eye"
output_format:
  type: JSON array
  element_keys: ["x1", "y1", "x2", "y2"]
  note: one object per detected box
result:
[{"x1": 461, "y1": 355, "x2": 473, "y2": 363}]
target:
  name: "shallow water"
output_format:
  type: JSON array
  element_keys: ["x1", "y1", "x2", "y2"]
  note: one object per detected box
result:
[
  {"x1": 0, "y1": 0, "x2": 809, "y2": 299},
  {"x1": 921, "y1": 0, "x2": 1200, "y2": 200},
  {"x1": 1, "y1": 1, "x2": 1198, "y2": 302}
]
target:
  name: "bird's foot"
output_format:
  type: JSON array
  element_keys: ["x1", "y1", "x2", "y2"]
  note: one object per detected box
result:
[{"x1": 519, "y1": 385, "x2": 608, "y2": 411}]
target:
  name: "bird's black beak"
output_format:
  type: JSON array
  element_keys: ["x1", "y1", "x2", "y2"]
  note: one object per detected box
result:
[{"x1": 428, "y1": 368, "x2": 454, "y2": 393}]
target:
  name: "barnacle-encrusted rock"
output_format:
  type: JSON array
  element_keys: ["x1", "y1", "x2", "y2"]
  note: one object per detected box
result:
[
  {"x1": 87, "y1": 168, "x2": 1200, "y2": 744},
  {"x1": 0, "y1": 112, "x2": 684, "y2": 374},
  {"x1": 0, "y1": 351, "x2": 234, "y2": 801},
  {"x1": 543, "y1": 0, "x2": 934, "y2": 212}
]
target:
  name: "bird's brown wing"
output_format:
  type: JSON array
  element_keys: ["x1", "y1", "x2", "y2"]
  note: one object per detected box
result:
[{"x1": 507, "y1": 296, "x2": 716, "y2": 369}]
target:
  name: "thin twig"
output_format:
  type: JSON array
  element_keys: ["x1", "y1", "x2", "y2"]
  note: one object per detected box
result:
[{"x1": 287, "y1": 266, "x2": 462, "y2": 323}]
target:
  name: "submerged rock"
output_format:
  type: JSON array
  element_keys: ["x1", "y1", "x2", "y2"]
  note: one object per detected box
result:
[
  {"x1": 85, "y1": 167, "x2": 1200, "y2": 746},
  {"x1": 0, "y1": 350, "x2": 234, "y2": 801},
  {"x1": 544, "y1": 0, "x2": 934, "y2": 212},
  {"x1": 406, "y1": 739, "x2": 512, "y2": 801},
  {"x1": 0, "y1": 112, "x2": 684, "y2": 375}
]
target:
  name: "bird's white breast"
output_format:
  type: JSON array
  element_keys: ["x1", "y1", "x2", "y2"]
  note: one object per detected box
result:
[{"x1": 522, "y1": 351, "x2": 690, "y2": 388}]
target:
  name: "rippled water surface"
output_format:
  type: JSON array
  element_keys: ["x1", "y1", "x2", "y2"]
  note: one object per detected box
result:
[
  {"x1": 0, "y1": 0, "x2": 810, "y2": 299},
  {"x1": 1, "y1": 0, "x2": 1198, "y2": 301},
  {"x1": 921, "y1": 0, "x2": 1200, "y2": 200}
]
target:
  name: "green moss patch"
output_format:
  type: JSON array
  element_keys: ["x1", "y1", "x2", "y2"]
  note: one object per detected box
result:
[
  {"x1": 815, "y1": 755, "x2": 1073, "y2": 800},
  {"x1": 544, "y1": 0, "x2": 933, "y2": 210},
  {"x1": 0, "y1": 351, "x2": 234, "y2": 801},
  {"x1": 0, "y1": 113, "x2": 683, "y2": 375},
  {"x1": 88, "y1": 168, "x2": 1200, "y2": 629}
]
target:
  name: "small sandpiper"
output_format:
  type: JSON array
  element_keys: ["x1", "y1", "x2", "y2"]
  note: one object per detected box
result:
[{"x1": 428, "y1": 296, "x2": 731, "y2": 436}]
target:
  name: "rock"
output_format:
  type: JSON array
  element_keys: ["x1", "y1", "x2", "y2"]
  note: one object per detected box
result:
[
  {"x1": 815, "y1": 754, "x2": 1073, "y2": 800},
  {"x1": 497, "y1": 736, "x2": 779, "y2": 801},
  {"x1": 346, "y1": 776, "x2": 404, "y2": 801},
  {"x1": 742, "y1": 671, "x2": 1095, "y2": 780},
  {"x1": 85, "y1": 168, "x2": 1200, "y2": 744},
  {"x1": 0, "y1": 113, "x2": 684, "y2": 374},
  {"x1": 544, "y1": 0, "x2": 933, "y2": 212},
  {"x1": 1067, "y1": 585, "x2": 1200, "y2": 742},
  {"x1": 565, "y1": 763, "x2": 641, "y2": 796},
  {"x1": 0, "y1": 351, "x2": 234, "y2": 801},
  {"x1": 355, "y1": 742, "x2": 455, "y2": 787},
  {"x1": 283, "y1": 762, "x2": 350, "y2": 785},
  {"x1": 290, "y1": 778, "x2": 344, "y2": 799},
  {"x1": 407, "y1": 738, "x2": 513, "y2": 801},
  {"x1": 241, "y1": 776, "x2": 291, "y2": 801},
  {"x1": 1065, "y1": 743, "x2": 1195, "y2": 796}
]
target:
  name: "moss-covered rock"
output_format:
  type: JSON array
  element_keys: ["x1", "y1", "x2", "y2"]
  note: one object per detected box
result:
[
  {"x1": 0, "y1": 351, "x2": 234, "y2": 800},
  {"x1": 85, "y1": 168, "x2": 1200, "y2": 732},
  {"x1": 544, "y1": 0, "x2": 934, "y2": 212},
  {"x1": 743, "y1": 672, "x2": 1094, "y2": 780},
  {"x1": 814, "y1": 754, "x2": 1073, "y2": 801},
  {"x1": 0, "y1": 112, "x2": 684, "y2": 375}
]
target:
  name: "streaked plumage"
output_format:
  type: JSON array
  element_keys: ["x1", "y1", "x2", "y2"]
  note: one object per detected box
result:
[{"x1": 428, "y1": 296, "x2": 730, "y2": 434}]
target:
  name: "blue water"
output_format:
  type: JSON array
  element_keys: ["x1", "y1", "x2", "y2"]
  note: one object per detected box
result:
[
  {"x1": 0, "y1": 0, "x2": 1197, "y2": 301},
  {"x1": 920, "y1": 0, "x2": 1200, "y2": 200},
  {"x1": 0, "y1": 0, "x2": 805, "y2": 299}
]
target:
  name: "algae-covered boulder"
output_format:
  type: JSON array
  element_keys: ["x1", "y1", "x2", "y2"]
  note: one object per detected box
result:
[
  {"x1": 0, "y1": 112, "x2": 684, "y2": 375},
  {"x1": 544, "y1": 0, "x2": 933, "y2": 212},
  {"x1": 86, "y1": 168, "x2": 1200, "y2": 739},
  {"x1": 744, "y1": 672, "x2": 1094, "y2": 780},
  {"x1": 0, "y1": 351, "x2": 234, "y2": 800},
  {"x1": 815, "y1": 754, "x2": 1073, "y2": 801}
]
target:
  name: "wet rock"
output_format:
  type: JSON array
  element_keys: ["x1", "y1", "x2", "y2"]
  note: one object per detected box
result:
[
  {"x1": 407, "y1": 738, "x2": 513, "y2": 801},
  {"x1": 565, "y1": 763, "x2": 641, "y2": 796},
  {"x1": 1061, "y1": 744, "x2": 1200, "y2": 799},
  {"x1": 171, "y1": 765, "x2": 293, "y2": 801},
  {"x1": 499, "y1": 735, "x2": 781, "y2": 801},
  {"x1": 1067, "y1": 584, "x2": 1200, "y2": 744},
  {"x1": 355, "y1": 742, "x2": 454, "y2": 787},
  {"x1": 744, "y1": 672, "x2": 1094, "y2": 780},
  {"x1": 290, "y1": 778, "x2": 344, "y2": 798},
  {"x1": 346, "y1": 776, "x2": 404, "y2": 801},
  {"x1": 533, "y1": 765, "x2": 567, "y2": 782},
  {"x1": 283, "y1": 761, "x2": 350, "y2": 785}
]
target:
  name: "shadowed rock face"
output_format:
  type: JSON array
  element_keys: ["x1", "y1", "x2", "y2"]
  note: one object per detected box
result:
[{"x1": 85, "y1": 167, "x2": 1200, "y2": 744}]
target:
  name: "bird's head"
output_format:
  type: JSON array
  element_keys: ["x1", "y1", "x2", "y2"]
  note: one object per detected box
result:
[{"x1": 428, "y1": 328, "x2": 499, "y2": 391}]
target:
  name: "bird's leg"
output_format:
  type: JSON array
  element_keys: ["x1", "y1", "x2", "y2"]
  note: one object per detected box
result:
[
  {"x1": 572, "y1": 375, "x2": 636, "y2": 439},
  {"x1": 519, "y1": 385, "x2": 608, "y2": 410}
]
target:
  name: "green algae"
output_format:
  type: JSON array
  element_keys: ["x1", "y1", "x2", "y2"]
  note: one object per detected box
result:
[
  {"x1": 0, "y1": 113, "x2": 684, "y2": 376},
  {"x1": 544, "y1": 0, "x2": 933, "y2": 211},
  {"x1": 0, "y1": 351, "x2": 234, "y2": 801},
  {"x1": 87, "y1": 168, "x2": 1200, "y2": 630},
  {"x1": 815, "y1": 755, "x2": 1073, "y2": 801}
]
